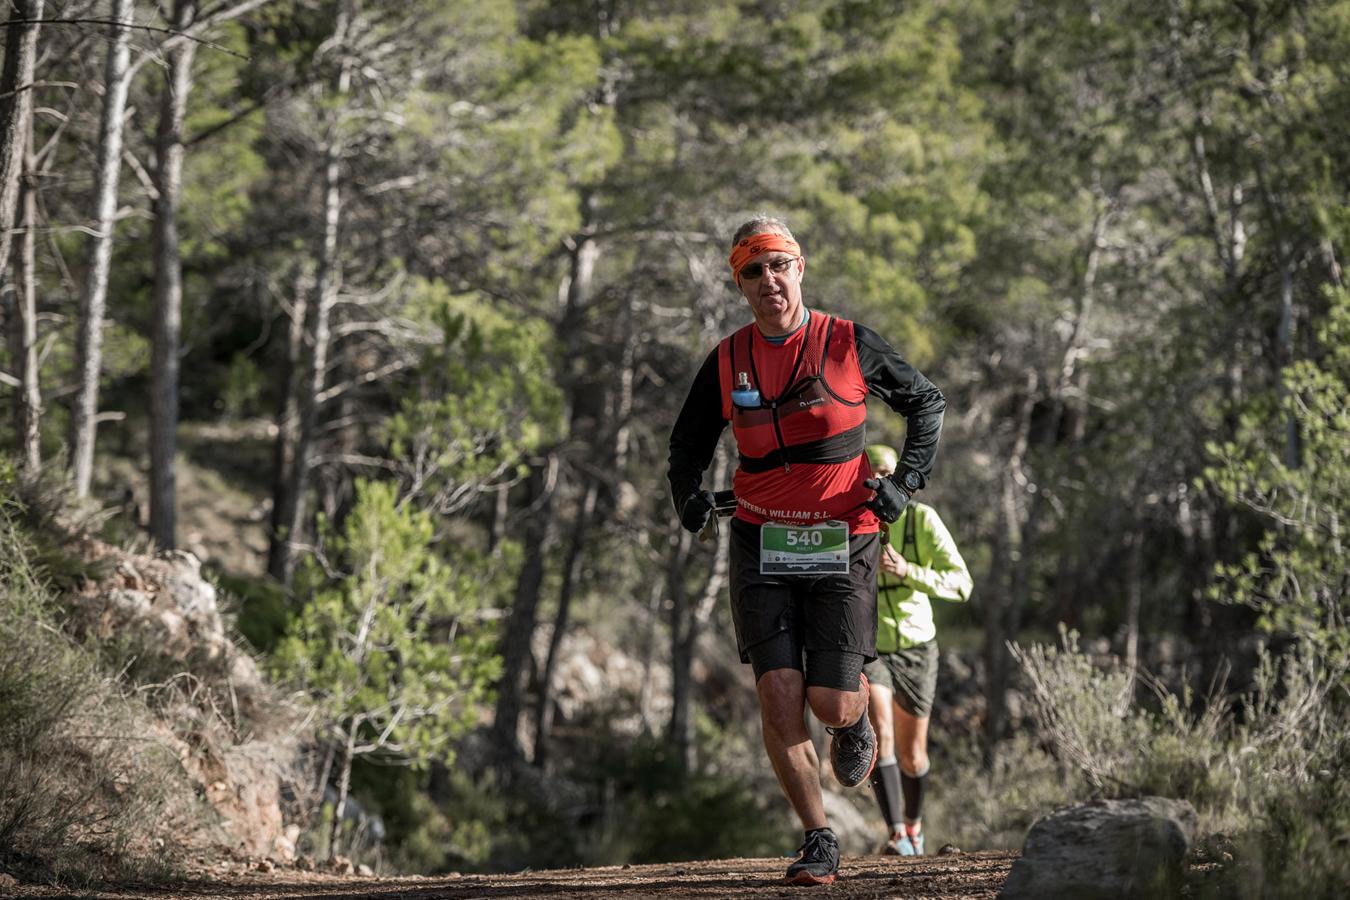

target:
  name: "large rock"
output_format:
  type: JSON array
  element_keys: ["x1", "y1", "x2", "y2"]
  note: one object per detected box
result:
[
  {"x1": 1000, "y1": 797, "x2": 1198, "y2": 899},
  {"x1": 70, "y1": 537, "x2": 296, "y2": 860}
]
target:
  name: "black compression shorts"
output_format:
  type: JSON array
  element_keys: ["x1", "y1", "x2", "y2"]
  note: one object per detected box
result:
[{"x1": 728, "y1": 518, "x2": 880, "y2": 687}]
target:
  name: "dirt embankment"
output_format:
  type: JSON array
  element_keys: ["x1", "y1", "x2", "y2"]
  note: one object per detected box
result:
[{"x1": 5, "y1": 851, "x2": 1017, "y2": 899}]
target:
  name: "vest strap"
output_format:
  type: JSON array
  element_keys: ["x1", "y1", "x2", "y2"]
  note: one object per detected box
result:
[{"x1": 738, "y1": 421, "x2": 867, "y2": 474}]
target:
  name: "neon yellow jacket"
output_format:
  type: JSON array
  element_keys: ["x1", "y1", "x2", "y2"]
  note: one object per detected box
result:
[{"x1": 876, "y1": 502, "x2": 973, "y2": 652}]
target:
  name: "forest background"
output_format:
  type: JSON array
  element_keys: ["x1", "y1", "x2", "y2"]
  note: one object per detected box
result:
[{"x1": 0, "y1": 0, "x2": 1346, "y2": 894}]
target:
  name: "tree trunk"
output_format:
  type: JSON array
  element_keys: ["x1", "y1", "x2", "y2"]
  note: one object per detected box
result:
[
  {"x1": 11, "y1": 116, "x2": 40, "y2": 470},
  {"x1": 0, "y1": 0, "x2": 42, "y2": 287},
  {"x1": 268, "y1": 277, "x2": 308, "y2": 570},
  {"x1": 492, "y1": 453, "x2": 559, "y2": 767},
  {"x1": 487, "y1": 481, "x2": 509, "y2": 555},
  {"x1": 328, "y1": 723, "x2": 357, "y2": 860},
  {"x1": 532, "y1": 480, "x2": 598, "y2": 768},
  {"x1": 268, "y1": 13, "x2": 353, "y2": 584},
  {"x1": 149, "y1": 0, "x2": 198, "y2": 549},
  {"x1": 1124, "y1": 523, "x2": 1143, "y2": 681},
  {"x1": 68, "y1": 0, "x2": 127, "y2": 498},
  {"x1": 669, "y1": 448, "x2": 729, "y2": 772},
  {"x1": 670, "y1": 527, "x2": 730, "y2": 773},
  {"x1": 983, "y1": 367, "x2": 1037, "y2": 768}
]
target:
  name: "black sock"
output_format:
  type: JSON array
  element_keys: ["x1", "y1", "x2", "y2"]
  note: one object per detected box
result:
[
  {"x1": 900, "y1": 762, "x2": 929, "y2": 824},
  {"x1": 869, "y1": 758, "x2": 904, "y2": 832}
]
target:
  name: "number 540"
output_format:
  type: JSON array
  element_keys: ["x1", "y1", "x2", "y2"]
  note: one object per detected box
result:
[{"x1": 786, "y1": 530, "x2": 824, "y2": 547}]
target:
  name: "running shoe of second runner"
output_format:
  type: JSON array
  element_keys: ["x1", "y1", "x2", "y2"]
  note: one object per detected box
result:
[
  {"x1": 883, "y1": 830, "x2": 925, "y2": 856},
  {"x1": 898, "y1": 831, "x2": 925, "y2": 856},
  {"x1": 785, "y1": 828, "x2": 840, "y2": 886},
  {"x1": 826, "y1": 673, "x2": 877, "y2": 787}
]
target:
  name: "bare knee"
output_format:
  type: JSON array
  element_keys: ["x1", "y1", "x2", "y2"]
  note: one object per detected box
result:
[
  {"x1": 806, "y1": 685, "x2": 863, "y2": 728},
  {"x1": 869, "y1": 689, "x2": 895, "y2": 749}
]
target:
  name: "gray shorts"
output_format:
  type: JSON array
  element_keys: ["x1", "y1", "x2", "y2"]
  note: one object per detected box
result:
[{"x1": 863, "y1": 639, "x2": 938, "y2": 718}]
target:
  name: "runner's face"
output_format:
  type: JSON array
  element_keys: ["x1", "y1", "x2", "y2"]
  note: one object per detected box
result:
[{"x1": 737, "y1": 236, "x2": 805, "y2": 335}]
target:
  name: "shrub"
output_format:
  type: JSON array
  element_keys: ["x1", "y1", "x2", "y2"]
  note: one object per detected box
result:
[
  {"x1": 1012, "y1": 629, "x2": 1349, "y2": 897},
  {"x1": 0, "y1": 506, "x2": 205, "y2": 886}
]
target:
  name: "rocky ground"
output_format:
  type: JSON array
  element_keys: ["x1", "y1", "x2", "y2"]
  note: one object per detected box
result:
[{"x1": 2, "y1": 851, "x2": 1018, "y2": 899}]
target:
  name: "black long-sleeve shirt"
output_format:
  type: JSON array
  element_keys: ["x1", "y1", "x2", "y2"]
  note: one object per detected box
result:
[{"x1": 667, "y1": 320, "x2": 945, "y2": 513}]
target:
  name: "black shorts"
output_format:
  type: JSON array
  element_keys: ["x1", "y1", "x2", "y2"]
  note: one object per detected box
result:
[
  {"x1": 728, "y1": 518, "x2": 880, "y2": 672},
  {"x1": 863, "y1": 640, "x2": 939, "y2": 718}
]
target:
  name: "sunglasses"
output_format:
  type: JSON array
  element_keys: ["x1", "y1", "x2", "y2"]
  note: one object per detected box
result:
[{"x1": 738, "y1": 256, "x2": 799, "y2": 281}]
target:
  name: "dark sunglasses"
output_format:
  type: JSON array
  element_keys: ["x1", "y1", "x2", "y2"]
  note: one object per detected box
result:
[{"x1": 738, "y1": 256, "x2": 799, "y2": 281}]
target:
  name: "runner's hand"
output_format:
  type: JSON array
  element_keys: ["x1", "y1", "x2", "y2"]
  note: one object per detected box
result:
[
  {"x1": 880, "y1": 544, "x2": 909, "y2": 578},
  {"x1": 678, "y1": 490, "x2": 717, "y2": 533},
  {"x1": 863, "y1": 476, "x2": 909, "y2": 523}
]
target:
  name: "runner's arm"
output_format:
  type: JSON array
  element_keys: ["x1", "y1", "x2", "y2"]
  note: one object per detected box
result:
[
  {"x1": 903, "y1": 506, "x2": 974, "y2": 603},
  {"x1": 667, "y1": 349, "x2": 728, "y2": 515},
  {"x1": 854, "y1": 323, "x2": 945, "y2": 489}
]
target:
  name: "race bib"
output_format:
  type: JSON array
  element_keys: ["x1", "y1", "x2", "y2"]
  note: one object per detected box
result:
[{"x1": 760, "y1": 521, "x2": 849, "y2": 575}]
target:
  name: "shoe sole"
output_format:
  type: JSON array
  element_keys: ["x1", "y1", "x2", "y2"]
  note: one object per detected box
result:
[{"x1": 785, "y1": 871, "x2": 837, "y2": 886}]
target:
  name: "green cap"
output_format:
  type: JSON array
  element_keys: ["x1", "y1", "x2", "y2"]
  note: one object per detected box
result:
[{"x1": 865, "y1": 444, "x2": 898, "y2": 474}]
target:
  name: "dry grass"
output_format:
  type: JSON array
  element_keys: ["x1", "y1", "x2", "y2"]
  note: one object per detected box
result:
[
  {"x1": 1008, "y1": 627, "x2": 1350, "y2": 898},
  {"x1": 0, "y1": 508, "x2": 211, "y2": 886}
]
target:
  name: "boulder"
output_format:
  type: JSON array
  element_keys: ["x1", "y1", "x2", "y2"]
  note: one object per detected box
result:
[
  {"x1": 68, "y1": 538, "x2": 296, "y2": 861},
  {"x1": 1000, "y1": 797, "x2": 1198, "y2": 899}
]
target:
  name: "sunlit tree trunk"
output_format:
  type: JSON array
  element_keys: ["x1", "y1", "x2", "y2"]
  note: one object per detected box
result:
[
  {"x1": 11, "y1": 119, "x2": 40, "y2": 470},
  {"x1": 69, "y1": 0, "x2": 127, "y2": 498},
  {"x1": 0, "y1": 0, "x2": 43, "y2": 286},
  {"x1": 0, "y1": 3, "x2": 42, "y2": 472}
]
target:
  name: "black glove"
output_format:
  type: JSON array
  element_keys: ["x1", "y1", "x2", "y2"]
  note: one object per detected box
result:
[
  {"x1": 863, "y1": 476, "x2": 910, "y2": 523},
  {"x1": 678, "y1": 490, "x2": 717, "y2": 534}
]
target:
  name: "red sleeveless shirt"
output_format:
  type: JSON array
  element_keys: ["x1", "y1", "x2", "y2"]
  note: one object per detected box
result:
[{"x1": 717, "y1": 314, "x2": 879, "y2": 533}]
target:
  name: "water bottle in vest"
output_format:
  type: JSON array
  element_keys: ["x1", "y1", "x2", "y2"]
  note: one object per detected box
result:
[{"x1": 731, "y1": 371, "x2": 761, "y2": 408}]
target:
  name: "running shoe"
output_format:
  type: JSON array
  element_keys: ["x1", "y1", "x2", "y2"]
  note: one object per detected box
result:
[
  {"x1": 826, "y1": 675, "x2": 877, "y2": 787},
  {"x1": 785, "y1": 828, "x2": 839, "y2": 886},
  {"x1": 898, "y1": 831, "x2": 925, "y2": 856}
]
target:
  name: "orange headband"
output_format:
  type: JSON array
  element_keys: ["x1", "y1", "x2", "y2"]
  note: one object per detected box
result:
[{"x1": 728, "y1": 232, "x2": 802, "y2": 283}]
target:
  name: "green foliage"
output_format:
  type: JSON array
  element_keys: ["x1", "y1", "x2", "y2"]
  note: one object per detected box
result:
[
  {"x1": 374, "y1": 764, "x2": 508, "y2": 874},
  {"x1": 275, "y1": 478, "x2": 501, "y2": 766},
  {"x1": 598, "y1": 735, "x2": 789, "y2": 865},
  {"x1": 1206, "y1": 285, "x2": 1350, "y2": 664},
  {"x1": 919, "y1": 731, "x2": 1081, "y2": 851},
  {"x1": 180, "y1": 21, "x2": 266, "y2": 264},
  {"x1": 219, "y1": 353, "x2": 267, "y2": 420},
  {"x1": 214, "y1": 568, "x2": 291, "y2": 653},
  {"x1": 385, "y1": 281, "x2": 563, "y2": 506}
]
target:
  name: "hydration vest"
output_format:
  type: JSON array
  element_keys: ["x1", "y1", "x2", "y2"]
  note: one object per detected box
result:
[{"x1": 717, "y1": 313, "x2": 878, "y2": 531}]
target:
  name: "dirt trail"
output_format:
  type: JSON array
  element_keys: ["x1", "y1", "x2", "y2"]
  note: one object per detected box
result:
[{"x1": 8, "y1": 851, "x2": 1017, "y2": 899}]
